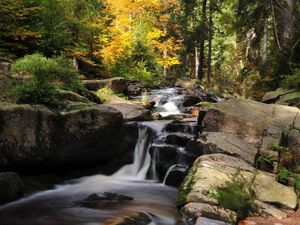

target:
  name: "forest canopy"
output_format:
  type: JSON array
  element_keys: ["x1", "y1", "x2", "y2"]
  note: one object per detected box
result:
[{"x1": 1, "y1": 0, "x2": 300, "y2": 97}]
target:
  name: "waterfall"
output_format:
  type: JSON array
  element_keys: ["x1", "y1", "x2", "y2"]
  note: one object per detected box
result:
[{"x1": 112, "y1": 125, "x2": 153, "y2": 180}]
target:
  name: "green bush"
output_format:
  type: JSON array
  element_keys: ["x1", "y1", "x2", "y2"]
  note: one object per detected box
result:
[
  {"x1": 277, "y1": 166, "x2": 290, "y2": 184},
  {"x1": 282, "y1": 68, "x2": 300, "y2": 89},
  {"x1": 10, "y1": 53, "x2": 83, "y2": 108},
  {"x1": 96, "y1": 87, "x2": 114, "y2": 103},
  {"x1": 268, "y1": 143, "x2": 289, "y2": 153}
]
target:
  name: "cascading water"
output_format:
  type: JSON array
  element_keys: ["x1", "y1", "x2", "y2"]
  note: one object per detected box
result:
[
  {"x1": 0, "y1": 121, "x2": 188, "y2": 225},
  {"x1": 112, "y1": 125, "x2": 153, "y2": 180},
  {"x1": 0, "y1": 87, "x2": 213, "y2": 225}
]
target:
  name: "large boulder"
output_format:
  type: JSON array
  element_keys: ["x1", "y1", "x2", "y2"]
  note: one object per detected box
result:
[
  {"x1": 182, "y1": 95, "x2": 201, "y2": 107},
  {"x1": 125, "y1": 80, "x2": 145, "y2": 96},
  {"x1": 0, "y1": 172, "x2": 24, "y2": 204},
  {"x1": 177, "y1": 154, "x2": 297, "y2": 223},
  {"x1": 195, "y1": 132, "x2": 259, "y2": 165},
  {"x1": 106, "y1": 103, "x2": 152, "y2": 122},
  {"x1": 180, "y1": 87, "x2": 219, "y2": 103},
  {"x1": 0, "y1": 103, "x2": 134, "y2": 170},
  {"x1": 82, "y1": 77, "x2": 126, "y2": 93},
  {"x1": 201, "y1": 98, "x2": 299, "y2": 137}
]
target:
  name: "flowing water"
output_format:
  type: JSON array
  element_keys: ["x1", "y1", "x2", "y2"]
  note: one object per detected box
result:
[{"x1": 0, "y1": 88, "x2": 194, "y2": 225}]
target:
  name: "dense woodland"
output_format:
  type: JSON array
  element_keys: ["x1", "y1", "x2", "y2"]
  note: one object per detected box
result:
[{"x1": 1, "y1": 0, "x2": 300, "y2": 98}]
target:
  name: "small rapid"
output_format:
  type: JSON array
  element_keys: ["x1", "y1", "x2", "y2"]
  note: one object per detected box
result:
[{"x1": 0, "y1": 87, "x2": 211, "y2": 225}]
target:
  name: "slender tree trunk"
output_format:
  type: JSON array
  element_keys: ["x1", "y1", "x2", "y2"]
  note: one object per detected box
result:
[
  {"x1": 198, "y1": 0, "x2": 207, "y2": 80},
  {"x1": 207, "y1": 0, "x2": 213, "y2": 82},
  {"x1": 195, "y1": 47, "x2": 199, "y2": 79},
  {"x1": 262, "y1": 18, "x2": 268, "y2": 76},
  {"x1": 270, "y1": 0, "x2": 281, "y2": 50},
  {"x1": 163, "y1": 24, "x2": 168, "y2": 77},
  {"x1": 182, "y1": 1, "x2": 189, "y2": 75},
  {"x1": 279, "y1": 0, "x2": 294, "y2": 48}
]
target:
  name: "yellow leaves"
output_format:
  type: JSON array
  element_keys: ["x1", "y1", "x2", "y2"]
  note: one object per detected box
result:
[
  {"x1": 97, "y1": 0, "x2": 182, "y2": 71},
  {"x1": 98, "y1": 31, "x2": 131, "y2": 66}
]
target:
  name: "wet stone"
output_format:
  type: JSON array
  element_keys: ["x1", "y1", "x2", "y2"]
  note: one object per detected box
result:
[
  {"x1": 165, "y1": 121, "x2": 199, "y2": 136},
  {"x1": 80, "y1": 192, "x2": 134, "y2": 207},
  {"x1": 164, "y1": 167, "x2": 188, "y2": 187},
  {"x1": 149, "y1": 145, "x2": 178, "y2": 162},
  {"x1": 166, "y1": 134, "x2": 191, "y2": 147}
]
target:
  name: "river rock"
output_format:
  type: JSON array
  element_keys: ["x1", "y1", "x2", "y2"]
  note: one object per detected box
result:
[
  {"x1": 177, "y1": 154, "x2": 297, "y2": 223},
  {"x1": 164, "y1": 166, "x2": 188, "y2": 187},
  {"x1": 197, "y1": 132, "x2": 259, "y2": 165},
  {"x1": 106, "y1": 103, "x2": 152, "y2": 122},
  {"x1": 166, "y1": 134, "x2": 191, "y2": 147},
  {"x1": 126, "y1": 80, "x2": 145, "y2": 96},
  {"x1": 182, "y1": 95, "x2": 201, "y2": 107},
  {"x1": 0, "y1": 103, "x2": 133, "y2": 170},
  {"x1": 81, "y1": 192, "x2": 133, "y2": 207},
  {"x1": 180, "y1": 87, "x2": 218, "y2": 103},
  {"x1": 82, "y1": 77, "x2": 126, "y2": 93},
  {"x1": 149, "y1": 145, "x2": 178, "y2": 162},
  {"x1": 201, "y1": 98, "x2": 299, "y2": 137},
  {"x1": 0, "y1": 172, "x2": 24, "y2": 204},
  {"x1": 58, "y1": 89, "x2": 90, "y2": 103},
  {"x1": 183, "y1": 202, "x2": 237, "y2": 223},
  {"x1": 165, "y1": 120, "x2": 199, "y2": 136}
]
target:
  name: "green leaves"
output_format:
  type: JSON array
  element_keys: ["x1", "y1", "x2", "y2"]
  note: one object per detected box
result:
[{"x1": 10, "y1": 54, "x2": 83, "y2": 108}]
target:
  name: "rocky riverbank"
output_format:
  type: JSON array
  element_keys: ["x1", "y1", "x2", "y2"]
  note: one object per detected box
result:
[{"x1": 177, "y1": 97, "x2": 300, "y2": 224}]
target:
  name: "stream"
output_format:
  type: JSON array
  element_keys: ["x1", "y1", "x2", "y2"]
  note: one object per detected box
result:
[{"x1": 0, "y1": 88, "x2": 201, "y2": 225}]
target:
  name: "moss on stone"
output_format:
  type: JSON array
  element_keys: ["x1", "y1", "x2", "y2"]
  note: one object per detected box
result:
[{"x1": 176, "y1": 167, "x2": 196, "y2": 207}]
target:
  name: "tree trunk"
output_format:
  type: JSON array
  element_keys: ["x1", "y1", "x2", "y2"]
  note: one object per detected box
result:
[
  {"x1": 279, "y1": 0, "x2": 294, "y2": 48},
  {"x1": 198, "y1": 0, "x2": 207, "y2": 80},
  {"x1": 270, "y1": 0, "x2": 281, "y2": 50},
  {"x1": 195, "y1": 47, "x2": 199, "y2": 79},
  {"x1": 207, "y1": 0, "x2": 213, "y2": 82},
  {"x1": 261, "y1": 18, "x2": 268, "y2": 76}
]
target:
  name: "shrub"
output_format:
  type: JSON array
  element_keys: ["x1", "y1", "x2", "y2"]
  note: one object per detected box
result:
[
  {"x1": 96, "y1": 87, "x2": 114, "y2": 103},
  {"x1": 268, "y1": 143, "x2": 289, "y2": 153},
  {"x1": 257, "y1": 152, "x2": 275, "y2": 165},
  {"x1": 282, "y1": 68, "x2": 300, "y2": 89},
  {"x1": 277, "y1": 166, "x2": 290, "y2": 184},
  {"x1": 10, "y1": 54, "x2": 83, "y2": 108},
  {"x1": 277, "y1": 166, "x2": 300, "y2": 190}
]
